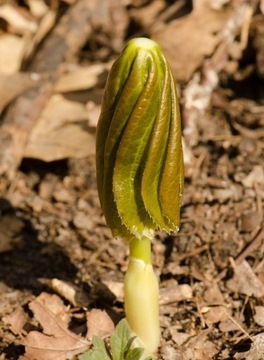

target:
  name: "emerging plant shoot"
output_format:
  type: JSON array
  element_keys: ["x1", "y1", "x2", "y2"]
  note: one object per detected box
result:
[{"x1": 96, "y1": 37, "x2": 184, "y2": 356}]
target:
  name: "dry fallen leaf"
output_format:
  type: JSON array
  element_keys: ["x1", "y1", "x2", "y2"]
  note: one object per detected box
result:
[
  {"x1": 54, "y1": 64, "x2": 106, "y2": 93},
  {"x1": 169, "y1": 328, "x2": 191, "y2": 346},
  {"x1": 22, "y1": 331, "x2": 88, "y2": 360},
  {"x1": 2, "y1": 306, "x2": 28, "y2": 337},
  {"x1": 0, "y1": 4, "x2": 37, "y2": 34},
  {"x1": 254, "y1": 306, "x2": 264, "y2": 327},
  {"x1": 193, "y1": 0, "x2": 231, "y2": 10},
  {"x1": 86, "y1": 308, "x2": 115, "y2": 339},
  {"x1": 0, "y1": 73, "x2": 38, "y2": 114},
  {"x1": 203, "y1": 283, "x2": 225, "y2": 304},
  {"x1": 24, "y1": 94, "x2": 96, "y2": 161},
  {"x1": 226, "y1": 260, "x2": 264, "y2": 298},
  {"x1": 22, "y1": 292, "x2": 89, "y2": 360},
  {"x1": 241, "y1": 165, "x2": 264, "y2": 187},
  {"x1": 162, "y1": 330, "x2": 213, "y2": 360},
  {"x1": 29, "y1": 292, "x2": 72, "y2": 333},
  {"x1": 3, "y1": 292, "x2": 89, "y2": 359},
  {"x1": 219, "y1": 317, "x2": 246, "y2": 333},
  {"x1": 160, "y1": 280, "x2": 192, "y2": 305},
  {"x1": 201, "y1": 305, "x2": 230, "y2": 325},
  {"x1": 27, "y1": 0, "x2": 49, "y2": 18},
  {"x1": 0, "y1": 34, "x2": 25, "y2": 74},
  {"x1": 152, "y1": 6, "x2": 231, "y2": 82}
]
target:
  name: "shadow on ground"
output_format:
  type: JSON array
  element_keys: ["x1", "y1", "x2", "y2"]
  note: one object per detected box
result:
[{"x1": 0, "y1": 197, "x2": 78, "y2": 294}]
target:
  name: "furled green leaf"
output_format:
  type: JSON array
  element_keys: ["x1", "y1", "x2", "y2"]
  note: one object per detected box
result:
[{"x1": 96, "y1": 37, "x2": 184, "y2": 241}]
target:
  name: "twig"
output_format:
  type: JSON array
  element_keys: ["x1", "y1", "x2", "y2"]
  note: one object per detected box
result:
[
  {"x1": 178, "y1": 244, "x2": 209, "y2": 261},
  {"x1": 224, "y1": 309, "x2": 254, "y2": 342},
  {"x1": 235, "y1": 226, "x2": 264, "y2": 264}
]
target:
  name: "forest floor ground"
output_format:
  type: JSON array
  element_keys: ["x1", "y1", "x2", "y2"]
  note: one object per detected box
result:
[{"x1": 0, "y1": 1, "x2": 264, "y2": 359}]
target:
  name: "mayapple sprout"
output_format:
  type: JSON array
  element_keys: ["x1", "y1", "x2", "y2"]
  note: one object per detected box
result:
[{"x1": 96, "y1": 37, "x2": 184, "y2": 356}]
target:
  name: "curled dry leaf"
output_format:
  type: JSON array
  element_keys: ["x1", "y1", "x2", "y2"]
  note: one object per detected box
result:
[{"x1": 42, "y1": 277, "x2": 90, "y2": 307}]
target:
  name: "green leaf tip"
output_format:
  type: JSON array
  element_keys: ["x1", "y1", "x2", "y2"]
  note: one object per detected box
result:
[{"x1": 96, "y1": 37, "x2": 184, "y2": 242}]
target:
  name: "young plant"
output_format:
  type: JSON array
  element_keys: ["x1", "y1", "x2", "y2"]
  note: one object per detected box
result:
[
  {"x1": 96, "y1": 37, "x2": 184, "y2": 356},
  {"x1": 79, "y1": 319, "x2": 153, "y2": 360}
]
